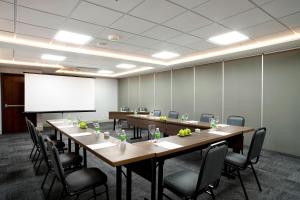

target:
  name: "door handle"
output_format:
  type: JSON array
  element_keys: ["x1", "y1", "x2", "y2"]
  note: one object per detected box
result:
[{"x1": 4, "y1": 104, "x2": 24, "y2": 108}]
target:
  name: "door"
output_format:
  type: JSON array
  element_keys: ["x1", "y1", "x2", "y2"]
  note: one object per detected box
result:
[{"x1": 2, "y1": 74, "x2": 27, "y2": 133}]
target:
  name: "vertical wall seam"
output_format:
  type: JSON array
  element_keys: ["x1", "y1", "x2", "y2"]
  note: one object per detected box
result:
[
  {"x1": 138, "y1": 74, "x2": 141, "y2": 107},
  {"x1": 127, "y1": 78, "x2": 129, "y2": 107},
  {"x1": 261, "y1": 54, "x2": 264, "y2": 127},
  {"x1": 171, "y1": 69, "x2": 173, "y2": 111},
  {"x1": 193, "y1": 66, "x2": 196, "y2": 120},
  {"x1": 222, "y1": 61, "x2": 225, "y2": 123},
  {"x1": 154, "y1": 73, "x2": 156, "y2": 109}
]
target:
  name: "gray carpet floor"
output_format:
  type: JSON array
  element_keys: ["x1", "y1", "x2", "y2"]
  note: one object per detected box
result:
[{"x1": 0, "y1": 122, "x2": 300, "y2": 200}]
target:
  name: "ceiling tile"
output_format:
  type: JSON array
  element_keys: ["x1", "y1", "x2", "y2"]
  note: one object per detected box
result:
[
  {"x1": 167, "y1": 0, "x2": 209, "y2": 9},
  {"x1": 17, "y1": 6, "x2": 66, "y2": 29},
  {"x1": 0, "y1": 18, "x2": 14, "y2": 32},
  {"x1": 190, "y1": 23, "x2": 230, "y2": 39},
  {"x1": 164, "y1": 11, "x2": 212, "y2": 32},
  {"x1": 193, "y1": 0, "x2": 254, "y2": 21},
  {"x1": 86, "y1": 0, "x2": 144, "y2": 12},
  {"x1": 71, "y1": 1, "x2": 123, "y2": 26},
  {"x1": 16, "y1": 22, "x2": 56, "y2": 39},
  {"x1": 110, "y1": 15, "x2": 155, "y2": 34},
  {"x1": 151, "y1": 42, "x2": 181, "y2": 51},
  {"x1": 280, "y1": 11, "x2": 300, "y2": 29},
  {"x1": 220, "y1": 8, "x2": 272, "y2": 30},
  {"x1": 129, "y1": 0, "x2": 185, "y2": 23},
  {"x1": 98, "y1": 28, "x2": 134, "y2": 41},
  {"x1": 62, "y1": 19, "x2": 104, "y2": 38},
  {"x1": 126, "y1": 35, "x2": 160, "y2": 47},
  {"x1": 185, "y1": 40, "x2": 216, "y2": 51},
  {"x1": 17, "y1": 0, "x2": 80, "y2": 17},
  {"x1": 0, "y1": 1, "x2": 14, "y2": 20},
  {"x1": 251, "y1": 0, "x2": 275, "y2": 5},
  {"x1": 142, "y1": 25, "x2": 181, "y2": 40},
  {"x1": 172, "y1": 46, "x2": 197, "y2": 55},
  {"x1": 167, "y1": 34, "x2": 201, "y2": 46},
  {"x1": 261, "y1": 0, "x2": 300, "y2": 18},
  {"x1": 241, "y1": 20, "x2": 286, "y2": 39}
]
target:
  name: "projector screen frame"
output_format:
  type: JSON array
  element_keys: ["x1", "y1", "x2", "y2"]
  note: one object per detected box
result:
[{"x1": 24, "y1": 72, "x2": 97, "y2": 113}]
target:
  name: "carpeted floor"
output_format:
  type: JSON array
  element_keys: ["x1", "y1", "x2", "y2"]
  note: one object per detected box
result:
[{"x1": 0, "y1": 122, "x2": 300, "y2": 200}]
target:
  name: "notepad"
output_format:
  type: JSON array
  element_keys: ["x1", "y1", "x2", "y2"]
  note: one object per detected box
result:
[
  {"x1": 57, "y1": 125, "x2": 74, "y2": 129},
  {"x1": 216, "y1": 124, "x2": 230, "y2": 128},
  {"x1": 87, "y1": 142, "x2": 117, "y2": 150},
  {"x1": 69, "y1": 132, "x2": 92, "y2": 137},
  {"x1": 208, "y1": 130, "x2": 231, "y2": 136},
  {"x1": 51, "y1": 120, "x2": 65, "y2": 124},
  {"x1": 155, "y1": 141, "x2": 183, "y2": 150}
]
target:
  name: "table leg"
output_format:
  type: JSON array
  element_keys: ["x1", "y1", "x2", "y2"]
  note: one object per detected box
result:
[
  {"x1": 59, "y1": 132, "x2": 62, "y2": 141},
  {"x1": 131, "y1": 127, "x2": 136, "y2": 140},
  {"x1": 113, "y1": 119, "x2": 116, "y2": 130},
  {"x1": 157, "y1": 160, "x2": 164, "y2": 200},
  {"x1": 54, "y1": 129, "x2": 57, "y2": 139},
  {"x1": 116, "y1": 166, "x2": 122, "y2": 200},
  {"x1": 126, "y1": 167, "x2": 132, "y2": 200},
  {"x1": 68, "y1": 138, "x2": 71, "y2": 152},
  {"x1": 75, "y1": 143, "x2": 79, "y2": 154},
  {"x1": 83, "y1": 148, "x2": 87, "y2": 168},
  {"x1": 151, "y1": 159, "x2": 157, "y2": 200}
]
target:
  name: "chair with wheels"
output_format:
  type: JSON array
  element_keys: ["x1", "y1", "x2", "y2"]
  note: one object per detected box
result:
[
  {"x1": 200, "y1": 113, "x2": 214, "y2": 123},
  {"x1": 168, "y1": 111, "x2": 179, "y2": 119}
]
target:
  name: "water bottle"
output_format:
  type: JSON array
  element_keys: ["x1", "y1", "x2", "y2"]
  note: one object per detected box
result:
[
  {"x1": 119, "y1": 130, "x2": 127, "y2": 149},
  {"x1": 154, "y1": 128, "x2": 161, "y2": 142}
]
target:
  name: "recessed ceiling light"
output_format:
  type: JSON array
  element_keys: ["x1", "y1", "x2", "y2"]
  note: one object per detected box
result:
[
  {"x1": 54, "y1": 30, "x2": 92, "y2": 45},
  {"x1": 41, "y1": 54, "x2": 66, "y2": 61},
  {"x1": 116, "y1": 63, "x2": 136, "y2": 69},
  {"x1": 152, "y1": 51, "x2": 179, "y2": 59},
  {"x1": 98, "y1": 70, "x2": 114, "y2": 74},
  {"x1": 108, "y1": 34, "x2": 120, "y2": 42},
  {"x1": 208, "y1": 31, "x2": 249, "y2": 45}
]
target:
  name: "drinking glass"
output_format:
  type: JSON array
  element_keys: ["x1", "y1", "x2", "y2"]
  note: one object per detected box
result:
[
  {"x1": 115, "y1": 124, "x2": 122, "y2": 137},
  {"x1": 93, "y1": 122, "x2": 100, "y2": 133},
  {"x1": 215, "y1": 116, "x2": 220, "y2": 125},
  {"x1": 148, "y1": 124, "x2": 156, "y2": 140}
]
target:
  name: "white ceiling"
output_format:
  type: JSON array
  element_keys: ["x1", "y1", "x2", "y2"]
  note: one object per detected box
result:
[{"x1": 0, "y1": 0, "x2": 299, "y2": 76}]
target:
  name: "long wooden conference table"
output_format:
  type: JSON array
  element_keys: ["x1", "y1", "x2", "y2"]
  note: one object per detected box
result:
[{"x1": 47, "y1": 114, "x2": 254, "y2": 200}]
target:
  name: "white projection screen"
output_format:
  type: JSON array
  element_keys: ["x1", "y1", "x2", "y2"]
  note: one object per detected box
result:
[{"x1": 25, "y1": 73, "x2": 96, "y2": 112}]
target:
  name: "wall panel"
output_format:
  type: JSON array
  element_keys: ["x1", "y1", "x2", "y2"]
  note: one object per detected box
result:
[
  {"x1": 224, "y1": 56, "x2": 262, "y2": 144},
  {"x1": 155, "y1": 71, "x2": 171, "y2": 116},
  {"x1": 172, "y1": 67, "x2": 194, "y2": 119},
  {"x1": 140, "y1": 74, "x2": 154, "y2": 111},
  {"x1": 118, "y1": 78, "x2": 128, "y2": 109},
  {"x1": 195, "y1": 63, "x2": 222, "y2": 121},
  {"x1": 264, "y1": 50, "x2": 300, "y2": 156},
  {"x1": 128, "y1": 76, "x2": 139, "y2": 110}
]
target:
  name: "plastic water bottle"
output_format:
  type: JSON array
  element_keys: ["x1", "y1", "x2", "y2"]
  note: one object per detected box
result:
[
  {"x1": 154, "y1": 128, "x2": 161, "y2": 142},
  {"x1": 119, "y1": 130, "x2": 127, "y2": 149}
]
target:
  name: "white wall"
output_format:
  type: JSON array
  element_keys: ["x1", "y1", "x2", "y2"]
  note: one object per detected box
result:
[
  {"x1": 0, "y1": 74, "x2": 2, "y2": 134},
  {"x1": 37, "y1": 77, "x2": 118, "y2": 126}
]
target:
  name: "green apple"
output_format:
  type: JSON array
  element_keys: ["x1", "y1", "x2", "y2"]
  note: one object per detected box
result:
[
  {"x1": 79, "y1": 121, "x2": 87, "y2": 129},
  {"x1": 179, "y1": 129, "x2": 185, "y2": 136}
]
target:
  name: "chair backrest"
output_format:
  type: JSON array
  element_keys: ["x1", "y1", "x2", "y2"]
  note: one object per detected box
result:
[
  {"x1": 247, "y1": 127, "x2": 266, "y2": 162},
  {"x1": 196, "y1": 141, "x2": 228, "y2": 193},
  {"x1": 37, "y1": 134, "x2": 50, "y2": 168},
  {"x1": 227, "y1": 115, "x2": 245, "y2": 126},
  {"x1": 168, "y1": 111, "x2": 179, "y2": 119},
  {"x1": 27, "y1": 120, "x2": 39, "y2": 146},
  {"x1": 48, "y1": 145, "x2": 66, "y2": 187},
  {"x1": 153, "y1": 110, "x2": 161, "y2": 117},
  {"x1": 120, "y1": 106, "x2": 130, "y2": 112},
  {"x1": 200, "y1": 113, "x2": 214, "y2": 123},
  {"x1": 138, "y1": 107, "x2": 147, "y2": 112}
]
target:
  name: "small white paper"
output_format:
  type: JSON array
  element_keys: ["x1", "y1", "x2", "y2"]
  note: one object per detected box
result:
[
  {"x1": 216, "y1": 124, "x2": 230, "y2": 128},
  {"x1": 51, "y1": 120, "x2": 65, "y2": 124},
  {"x1": 186, "y1": 120, "x2": 198, "y2": 124},
  {"x1": 155, "y1": 141, "x2": 183, "y2": 150},
  {"x1": 69, "y1": 132, "x2": 92, "y2": 137},
  {"x1": 208, "y1": 130, "x2": 231, "y2": 136},
  {"x1": 87, "y1": 142, "x2": 117, "y2": 150},
  {"x1": 57, "y1": 125, "x2": 74, "y2": 129}
]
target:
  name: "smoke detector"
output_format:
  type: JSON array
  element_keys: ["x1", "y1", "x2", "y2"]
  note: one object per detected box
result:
[{"x1": 108, "y1": 34, "x2": 120, "y2": 42}]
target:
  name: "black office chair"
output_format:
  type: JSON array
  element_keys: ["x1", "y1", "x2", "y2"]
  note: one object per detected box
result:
[
  {"x1": 227, "y1": 115, "x2": 245, "y2": 126},
  {"x1": 120, "y1": 106, "x2": 130, "y2": 112},
  {"x1": 224, "y1": 127, "x2": 266, "y2": 200},
  {"x1": 25, "y1": 118, "x2": 40, "y2": 162},
  {"x1": 163, "y1": 141, "x2": 228, "y2": 200},
  {"x1": 200, "y1": 113, "x2": 214, "y2": 123},
  {"x1": 138, "y1": 107, "x2": 148, "y2": 112},
  {"x1": 153, "y1": 110, "x2": 161, "y2": 117},
  {"x1": 48, "y1": 145, "x2": 109, "y2": 200},
  {"x1": 168, "y1": 111, "x2": 179, "y2": 119}
]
